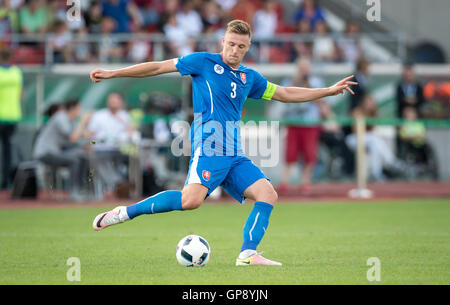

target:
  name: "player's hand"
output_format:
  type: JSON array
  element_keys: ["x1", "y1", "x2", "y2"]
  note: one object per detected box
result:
[
  {"x1": 328, "y1": 75, "x2": 358, "y2": 97},
  {"x1": 90, "y1": 68, "x2": 114, "y2": 83}
]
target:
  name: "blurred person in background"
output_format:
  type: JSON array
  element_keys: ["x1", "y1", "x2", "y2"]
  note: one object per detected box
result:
[
  {"x1": 101, "y1": 0, "x2": 142, "y2": 33},
  {"x1": 293, "y1": 0, "x2": 325, "y2": 32},
  {"x1": 99, "y1": 17, "x2": 123, "y2": 62},
  {"x1": 201, "y1": 0, "x2": 222, "y2": 33},
  {"x1": 73, "y1": 27, "x2": 93, "y2": 63},
  {"x1": 293, "y1": 19, "x2": 313, "y2": 59},
  {"x1": 46, "y1": 0, "x2": 64, "y2": 24},
  {"x1": 19, "y1": 0, "x2": 48, "y2": 35},
  {"x1": 338, "y1": 20, "x2": 362, "y2": 64},
  {"x1": 87, "y1": 92, "x2": 138, "y2": 197},
  {"x1": 32, "y1": 99, "x2": 92, "y2": 201},
  {"x1": 348, "y1": 57, "x2": 370, "y2": 113},
  {"x1": 230, "y1": 0, "x2": 256, "y2": 25},
  {"x1": 396, "y1": 64, "x2": 425, "y2": 119},
  {"x1": 278, "y1": 58, "x2": 324, "y2": 195},
  {"x1": 214, "y1": 0, "x2": 236, "y2": 15},
  {"x1": 399, "y1": 106, "x2": 426, "y2": 154},
  {"x1": 252, "y1": 0, "x2": 278, "y2": 40},
  {"x1": 0, "y1": 47, "x2": 22, "y2": 190},
  {"x1": 318, "y1": 102, "x2": 353, "y2": 178},
  {"x1": 346, "y1": 94, "x2": 405, "y2": 182},
  {"x1": 398, "y1": 106, "x2": 437, "y2": 179},
  {"x1": 176, "y1": 0, "x2": 203, "y2": 38},
  {"x1": 127, "y1": 26, "x2": 152, "y2": 63},
  {"x1": 49, "y1": 20, "x2": 73, "y2": 63},
  {"x1": 132, "y1": 0, "x2": 161, "y2": 31},
  {"x1": 163, "y1": 13, "x2": 195, "y2": 57},
  {"x1": 0, "y1": 0, "x2": 20, "y2": 35},
  {"x1": 312, "y1": 20, "x2": 336, "y2": 62},
  {"x1": 84, "y1": 1, "x2": 103, "y2": 34}
]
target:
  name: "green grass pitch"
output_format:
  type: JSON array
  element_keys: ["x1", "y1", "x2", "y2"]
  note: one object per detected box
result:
[{"x1": 0, "y1": 199, "x2": 449, "y2": 284}]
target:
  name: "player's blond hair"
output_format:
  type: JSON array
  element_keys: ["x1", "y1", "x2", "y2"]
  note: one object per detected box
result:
[{"x1": 226, "y1": 20, "x2": 252, "y2": 38}]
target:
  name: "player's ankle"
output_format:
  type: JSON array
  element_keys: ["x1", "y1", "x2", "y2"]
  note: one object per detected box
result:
[{"x1": 238, "y1": 249, "x2": 257, "y2": 259}]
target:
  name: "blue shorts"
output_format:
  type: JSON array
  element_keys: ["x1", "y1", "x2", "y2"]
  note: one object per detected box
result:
[{"x1": 184, "y1": 148, "x2": 269, "y2": 203}]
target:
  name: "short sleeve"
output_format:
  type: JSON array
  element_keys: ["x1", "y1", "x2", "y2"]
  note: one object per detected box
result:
[
  {"x1": 174, "y1": 52, "x2": 207, "y2": 76},
  {"x1": 248, "y1": 70, "x2": 267, "y2": 99},
  {"x1": 248, "y1": 70, "x2": 276, "y2": 100}
]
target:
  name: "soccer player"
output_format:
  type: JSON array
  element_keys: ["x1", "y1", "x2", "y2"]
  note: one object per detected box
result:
[{"x1": 90, "y1": 20, "x2": 356, "y2": 266}]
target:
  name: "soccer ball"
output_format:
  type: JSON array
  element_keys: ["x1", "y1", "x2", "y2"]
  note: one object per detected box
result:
[{"x1": 176, "y1": 235, "x2": 210, "y2": 267}]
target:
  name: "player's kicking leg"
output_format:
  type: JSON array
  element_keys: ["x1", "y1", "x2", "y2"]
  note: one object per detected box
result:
[
  {"x1": 92, "y1": 185, "x2": 207, "y2": 231},
  {"x1": 235, "y1": 178, "x2": 282, "y2": 266}
]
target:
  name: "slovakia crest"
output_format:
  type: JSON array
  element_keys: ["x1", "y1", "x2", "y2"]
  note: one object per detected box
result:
[
  {"x1": 214, "y1": 64, "x2": 224, "y2": 74},
  {"x1": 240, "y1": 72, "x2": 246, "y2": 84},
  {"x1": 202, "y1": 170, "x2": 211, "y2": 182}
]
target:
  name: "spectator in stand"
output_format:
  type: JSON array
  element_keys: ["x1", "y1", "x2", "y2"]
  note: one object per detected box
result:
[
  {"x1": 0, "y1": 47, "x2": 22, "y2": 189},
  {"x1": 293, "y1": 0, "x2": 325, "y2": 32},
  {"x1": 132, "y1": 0, "x2": 163, "y2": 31},
  {"x1": 19, "y1": 0, "x2": 48, "y2": 35},
  {"x1": 231, "y1": 0, "x2": 256, "y2": 25},
  {"x1": 214, "y1": 0, "x2": 236, "y2": 14},
  {"x1": 101, "y1": 0, "x2": 141, "y2": 33},
  {"x1": 346, "y1": 94, "x2": 405, "y2": 182},
  {"x1": 87, "y1": 93, "x2": 137, "y2": 197},
  {"x1": 396, "y1": 63, "x2": 425, "y2": 118},
  {"x1": 127, "y1": 26, "x2": 152, "y2": 63},
  {"x1": 278, "y1": 58, "x2": 324, "y2": 195},
  {"x1": 201, "y1": 0, "x2": 222, "y2": 33},
  {"x1": 0, "y1": 0, "x2": 20, "y2": 35},
  {"x1": 163, "y1": 0, "x2": 180, "y2": 16},
  {"x1": 312, "y1": 20, "x2": 336, "y2": 62},
  {"x1": 47, "y1": 0, "x2": 85, "y2": 32},
  {"x1": 176, "y1": 0, "x2": 203, "y2": 38},
  {"x1": 84, "y1": 1, "x2": 103, "y2": 34},
  {"x1": 252, "y1": 0, "x2": 278, "y2": 40},
  {"x1": 32, "y1": 99, "x2": 92, "y2": 201},
  {"x1": 293, "y1": 19, "x2": 313, "y2": 59},
  {"x1": 163, "y1": 13, "x2": 195, "y2": 57},
  {"x1": 7, "y1": 0, "x2": 24, "y2": 10},
  {"x1": 99, "y1": 17, "x2": 123, "y2": 62},
  {"x1": 338, "y1": 20, "x2": 362, "y2": 64},
  {"x1": 46, "y1": 0, "x2": 65, "y2": 26},
  {"x1": 73, "y1": 27, "x2": 93, "y2": 63},
  {"x1": 49, "y1": 20, "x2": 73, "y2": 63}
]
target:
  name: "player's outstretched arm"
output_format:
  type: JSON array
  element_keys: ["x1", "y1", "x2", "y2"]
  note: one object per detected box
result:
[
  {"x1": 272, "y1": 75, "x2": 357, "y2": 103},
  {"x1": 90, "y1": 59, "x2": 178, "y2": 83}
]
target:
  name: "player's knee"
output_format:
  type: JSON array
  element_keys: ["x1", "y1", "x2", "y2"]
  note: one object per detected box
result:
[
  {"x1": 257, "y1": 188, "x2": 278, "y2": 205},
  {"x1": 181, "y1": 194, "x2": 203, "y2": 210},
  {"x1": 266, "y1": 189, "x2": 278, "y2": 205}
]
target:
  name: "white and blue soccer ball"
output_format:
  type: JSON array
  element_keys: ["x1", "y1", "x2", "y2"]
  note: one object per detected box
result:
[{"x1": 176, "y1": 235, "x2": 210, "y2": 267}]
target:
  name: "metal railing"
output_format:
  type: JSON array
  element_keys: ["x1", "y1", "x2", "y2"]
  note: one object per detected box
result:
[{"x1": 3, "y1": 32, "x2": 407, "y2": 65}]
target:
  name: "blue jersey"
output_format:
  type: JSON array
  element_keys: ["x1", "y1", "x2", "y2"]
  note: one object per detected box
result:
[{"x1": 175, "y1": 52, "x2": 276, "y2": 156}]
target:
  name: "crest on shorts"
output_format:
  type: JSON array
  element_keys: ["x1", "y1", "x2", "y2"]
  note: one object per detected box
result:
[
  {"x1": 240, "y1": 72, "x2": 246, "y2": 84},
  {"x1": 214, "y1": 64, "x2": 224, "y2": 75},
  {"x1": 202, "y1": 170, "x2": 211, "y2": 181}
]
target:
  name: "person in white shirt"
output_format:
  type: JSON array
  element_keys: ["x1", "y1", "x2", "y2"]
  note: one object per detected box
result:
[
  {"x1": 175, "y1": 0, "x2": 203, "y2": 38},
  {"x1": 88, "y1": 92, "x2": 136, "y2": 195},
  {"x1": 252, "y1": 0, "x2": 278, "y2": 40}
]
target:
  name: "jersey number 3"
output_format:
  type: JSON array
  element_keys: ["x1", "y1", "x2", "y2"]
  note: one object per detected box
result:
[{"x1": 230, "y1": 82, "x2": 237, "y2": 99}]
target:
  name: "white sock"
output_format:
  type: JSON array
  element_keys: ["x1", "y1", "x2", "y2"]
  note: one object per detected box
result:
[
  {"x1": 119, "y1": 206, "x2": 130, "y2": 222},
  {"x1": 239, "y1": 249, "x2": 257, "y2": 260}
]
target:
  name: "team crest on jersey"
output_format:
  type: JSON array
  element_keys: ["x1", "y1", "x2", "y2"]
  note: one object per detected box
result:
[
  {"x1": 240, "y1": 72, "x2": 246, "y2": 84},
  {"x1": 202, "y1": 170, "x2": 211, "y2": 181},
  {"x1": 214, "y1": 64, "x2": 224, "y2": 75}
]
